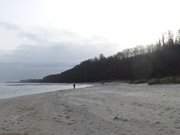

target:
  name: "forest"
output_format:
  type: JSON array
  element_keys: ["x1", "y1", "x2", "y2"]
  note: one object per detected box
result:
[{"x1": 42, "y1": 30, "x2": 180, "y2": 84}]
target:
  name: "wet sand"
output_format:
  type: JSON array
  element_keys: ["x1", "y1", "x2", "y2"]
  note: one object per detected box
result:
[{"x1": 0, "y1": 82, "x2": 180, "y2": 135}]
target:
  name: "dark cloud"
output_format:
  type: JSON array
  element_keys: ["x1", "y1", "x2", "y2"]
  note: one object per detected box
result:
[
  {"x1": 0, "y1": 43, "x2": 108, "y2": 81},
  {"x1": 0, "y1": 23, "x2": 116, "y2": 81}
]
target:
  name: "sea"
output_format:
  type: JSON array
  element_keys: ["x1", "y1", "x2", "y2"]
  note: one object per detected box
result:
[{"x1": 0, "y1": 82, "x2": 92, "y2": 99}]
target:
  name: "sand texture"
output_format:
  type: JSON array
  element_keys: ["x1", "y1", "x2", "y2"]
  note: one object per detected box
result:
[{"x1": 0, "y1": 83, "x2": 180, "y2": 135}]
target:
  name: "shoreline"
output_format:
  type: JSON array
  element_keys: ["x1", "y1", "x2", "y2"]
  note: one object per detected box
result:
[
  {"x1": 0, "y1": 83, "x2": 180, "y2": 134},
  {"x1": 0, "y1": 83, "x2": 94, "y2": 100}
]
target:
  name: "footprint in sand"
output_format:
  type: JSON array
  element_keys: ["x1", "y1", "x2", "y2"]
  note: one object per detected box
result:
[{"x1": 52, "y1": 113, "x2": 76, "y2": 125}]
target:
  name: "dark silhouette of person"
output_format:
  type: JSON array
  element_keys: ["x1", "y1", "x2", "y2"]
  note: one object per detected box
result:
[{"x1": 73, "y1": 83, "x2": 76, "y2": 89}]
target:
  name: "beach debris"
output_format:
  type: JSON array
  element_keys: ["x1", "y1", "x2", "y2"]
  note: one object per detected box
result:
[
  {"x1": 113, "y1": 115, "x2": 128, "y2": 122},
  {"x1": 154, "y1": 121, "x2": 161, "y2": 125}
]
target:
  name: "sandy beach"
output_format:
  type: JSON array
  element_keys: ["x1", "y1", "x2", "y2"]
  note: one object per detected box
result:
[{"x1": 0, "y1": 83, "x2": 180, "y2": 135}]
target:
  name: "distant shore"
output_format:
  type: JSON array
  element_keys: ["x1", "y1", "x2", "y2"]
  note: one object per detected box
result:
[{"x1": 0, "y1": 82, "x2": 180, "y2": 135}]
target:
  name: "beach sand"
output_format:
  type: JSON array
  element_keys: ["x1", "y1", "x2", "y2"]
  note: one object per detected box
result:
[{"x1": 0, "y1": 82, "x2": 180, "y2": 135}]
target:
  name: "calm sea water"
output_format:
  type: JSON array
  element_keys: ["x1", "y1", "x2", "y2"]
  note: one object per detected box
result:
[{"x1": 0, "y1": 83, "x2": 92, "y2": 99}]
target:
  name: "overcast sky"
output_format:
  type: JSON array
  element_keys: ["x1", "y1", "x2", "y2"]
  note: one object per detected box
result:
[{"x1": 0, "y1": 0, "x2": 180, "y2": 81}]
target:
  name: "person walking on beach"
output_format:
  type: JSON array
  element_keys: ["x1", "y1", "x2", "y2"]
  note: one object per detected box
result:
[{"x1": 73, "y1": 83, "x2": 76, "y2": 89}]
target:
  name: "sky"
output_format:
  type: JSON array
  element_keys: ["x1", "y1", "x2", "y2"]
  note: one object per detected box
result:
[{"x1": 0, "y1": 0, "x2": 180, "y2": 81}]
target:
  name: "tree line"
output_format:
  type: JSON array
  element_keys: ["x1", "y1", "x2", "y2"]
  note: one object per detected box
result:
[{"x1": 42, "y1": 30, "x2": 180, "y2": 83}]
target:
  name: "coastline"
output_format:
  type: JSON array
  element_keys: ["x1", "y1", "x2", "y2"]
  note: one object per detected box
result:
[
  {"x1": 0, "y1": 83, "x2": 94, "y2": 100},
  {"x1": 0, "y1": 82, "x2": 180, "y2": 135}
]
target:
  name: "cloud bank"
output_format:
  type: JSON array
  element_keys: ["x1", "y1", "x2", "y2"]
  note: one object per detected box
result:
[{"x1": 0, "y1": 22, "x2": 117, "y2": 81}]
